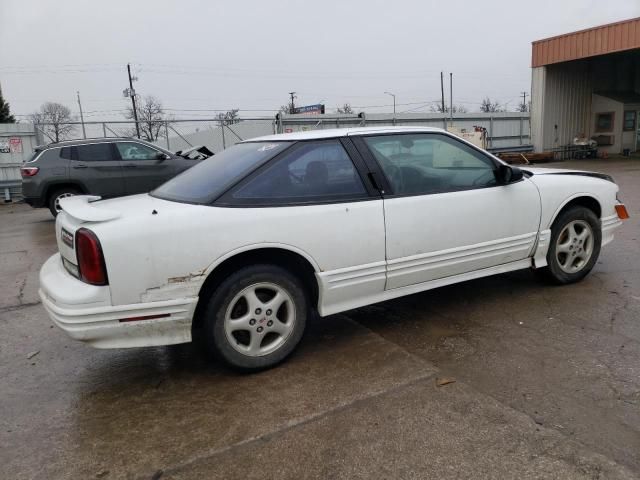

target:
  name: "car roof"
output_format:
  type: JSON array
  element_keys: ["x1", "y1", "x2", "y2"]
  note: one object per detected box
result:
[
  {"x1": 247, "y1": 126, "x2": 446, "y2": 142},
  {"x1": 38, "y1": 137, "x2": 160, "y2": 150}
]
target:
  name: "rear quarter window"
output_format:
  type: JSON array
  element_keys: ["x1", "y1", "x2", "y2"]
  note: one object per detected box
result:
[{"x1": 33, "y1": 149, "x2": 62, "y2": 163}]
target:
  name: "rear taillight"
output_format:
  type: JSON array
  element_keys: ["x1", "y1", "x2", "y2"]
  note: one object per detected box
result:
[
  {"x1": 75, "y1": 228, "x2": 108, "y2": 285},
  {"x1": 20, "y1": 166, "x2": 39, "y2": 177}
]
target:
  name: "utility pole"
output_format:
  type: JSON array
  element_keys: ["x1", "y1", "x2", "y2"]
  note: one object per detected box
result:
[
  {"x1": 449, "y1": 73, "x2": 453, "y2": 127},
  {"x1": 76, "y1": 91, "x2": 86, "y2": 139},
  {"x1": 127, "y1": 63, "x2": 141, "y2": 138},
  {"x1": 521, "y1": 91, "x2": 528, "y2": 111},
  {"x1": 440, "y1": 72, "x2": 446, "y2": 114},
  {"x1": 288, "y1": 91, "x2": 297, "y2": 114}
]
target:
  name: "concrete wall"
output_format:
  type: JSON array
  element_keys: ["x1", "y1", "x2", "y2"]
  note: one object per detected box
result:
[
  {"x1": 159, "y1": 120, "x2": 276, "y2": 153},
  {"x1": 278, "y1": 113, "x2": 531, "y2": 151},
  {"x1": 0, "y1": 123, "x2": 37, "y2": 200}
]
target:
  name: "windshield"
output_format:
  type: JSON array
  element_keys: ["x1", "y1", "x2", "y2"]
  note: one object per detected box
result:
[{"x1": 152, "y1": 141, "x2": 292, "y2": 204}]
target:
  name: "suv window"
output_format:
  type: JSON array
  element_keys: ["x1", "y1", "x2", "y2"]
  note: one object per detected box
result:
[
  {"x1": 35, "y1": 149, "x2": 61, "y2": 163},
  {"x1": 363, "y1": 134, "x2": 497, "y2": 195},
  {"x1": 75, "y1": 143, "x2": 113, "y2": 162},
  {"x1": 232, "y1": 140, "x2": 366, "y2": 202},
  {"x1": 60, "y1": 147, "x2": 75, "y2": 160},
  {"x1": 116, "y1": 142, "x2": 161, "y2": 161}
]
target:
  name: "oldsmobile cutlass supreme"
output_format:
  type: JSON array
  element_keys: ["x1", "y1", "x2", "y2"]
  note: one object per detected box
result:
[{"x1": 40, "y1": 127, "x2": 629, "y2": 370}]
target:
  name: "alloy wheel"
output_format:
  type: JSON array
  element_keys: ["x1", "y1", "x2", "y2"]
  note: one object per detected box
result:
[
  {"x1": 224, "y1": 282, "x2": 296, "y2": 357},
  {"x1": 555, "y1": 220, "x2": 594, "y2": 274}
]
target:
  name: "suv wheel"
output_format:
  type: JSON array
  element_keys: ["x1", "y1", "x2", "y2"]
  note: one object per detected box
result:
[
  {"x1": 48, "y1": 187, "x2": 80, "y2": 217},
  {"x1": 202, "y1": 264, "x2": 308, "y2": 371}
]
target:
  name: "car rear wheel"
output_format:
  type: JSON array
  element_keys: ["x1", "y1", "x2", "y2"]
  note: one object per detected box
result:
[
  {"x1": 538, "y1": 206, "x2": 601, "y2": 284},
  {"x1": 48, "y1": 187, "x2": 80, "y2": 217},
  {"x1": 202, "y1": 264, "x2": 308, "y2": 371}
]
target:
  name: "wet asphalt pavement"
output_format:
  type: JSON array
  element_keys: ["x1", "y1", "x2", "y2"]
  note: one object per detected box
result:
[{"x1": 1, "y1": 158, "x2": 639, "y2": 479}]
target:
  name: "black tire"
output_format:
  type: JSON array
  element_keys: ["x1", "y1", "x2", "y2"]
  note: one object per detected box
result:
[
  {"x1": 48, "y1": 187, "x2": 80, "y2": 217},
  {"x1": 537, "y1": 206, "x2": 601, "y2": 284},
  {"x1": 201, "y1": 264, "x2": 308, "y2": 371}
]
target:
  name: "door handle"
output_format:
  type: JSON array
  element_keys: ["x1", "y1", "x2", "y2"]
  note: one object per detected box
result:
[
  {"x1": 123, "y1": 164, "x2": 138, "y2": 168},
  {"x1": 72, "y1": 164, "x2": 88, "y2": 169}
]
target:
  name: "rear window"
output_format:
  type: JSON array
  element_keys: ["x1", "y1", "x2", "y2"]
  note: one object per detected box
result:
[{"x1": 152, "y1": 141, "x2": 292, "y2": 204}]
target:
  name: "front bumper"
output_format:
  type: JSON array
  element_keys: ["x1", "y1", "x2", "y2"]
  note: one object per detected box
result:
[
  {"x1": 39, "y1": 254, "x2": 197, "y2": 348},
  {"x1": 601, "y1": 213, "x2": 623, "y2": 247}
]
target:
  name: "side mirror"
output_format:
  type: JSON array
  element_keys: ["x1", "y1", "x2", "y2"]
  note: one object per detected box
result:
[
  {"x1": 497, "y1": 164, "x2": 523, "y2": 184},
  {"x1": 156, "y1": 152, "x2": 170, "y2": 161}
]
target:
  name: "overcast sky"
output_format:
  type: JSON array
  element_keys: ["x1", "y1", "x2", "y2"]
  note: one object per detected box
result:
[{"x1": 1, "y1": 0, "x2": 639, "y2": 121}]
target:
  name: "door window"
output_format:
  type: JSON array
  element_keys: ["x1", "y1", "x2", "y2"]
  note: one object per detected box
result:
[
  {"x1": 75, "y1": 143, "x2": 114, "y2": 162},
  {"x1": 116, "y1": 142, "x2": 162, "y2": 161},
  {"x1": 363, "y1": 134, "x2": 497, "y2": 195},
  {"x1": 232, "y1": 140, "x2": 367, "y2": 203}
]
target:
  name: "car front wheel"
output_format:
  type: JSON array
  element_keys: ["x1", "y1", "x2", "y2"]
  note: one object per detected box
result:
[
  {"x1": 539, "y1": 206, "x2": 601, "y2": 284},
  {"x1": 202, "y1": 264, "x2": 308, "y2": 371}
]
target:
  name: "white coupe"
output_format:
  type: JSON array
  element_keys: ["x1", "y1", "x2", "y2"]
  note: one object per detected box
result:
[{"x1": 40, "y1": 127, "x2": 629, "y2": 370}]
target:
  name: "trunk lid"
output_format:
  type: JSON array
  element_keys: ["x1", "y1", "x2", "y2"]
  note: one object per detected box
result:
[{"x1": 55, "y1": 194, "x2": 168, "y2": 278}]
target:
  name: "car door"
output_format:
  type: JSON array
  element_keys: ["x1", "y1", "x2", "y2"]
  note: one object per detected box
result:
[
  {"x1": 70, "y1": 142, "x2": 126, "y2": 198},
  {"x1": 218, "y1": 139, "x2": 387, "y2": 316},
  {"x1": 114, "y1": 141, "x2": 177, "y2": 194},
  {"x1": 354, "y1": 132, "x2": 541, "y2": 290}
]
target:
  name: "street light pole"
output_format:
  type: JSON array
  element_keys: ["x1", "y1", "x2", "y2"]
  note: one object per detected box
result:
[{"x1": 384, "y1": 91, "x2": 396, "y2": 121}]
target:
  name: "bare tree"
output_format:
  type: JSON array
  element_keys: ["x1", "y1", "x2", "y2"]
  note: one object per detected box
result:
[
  {"x1": 516, "y1": 101, "x2": 529, "y2": 113},
  {"x1": 429, "y1": 104, "x2": 468, "y2": 114},
  {"x1": 125, "y1": 95, "x2": 165, "y2": 141},
  {"x1": 31, "y1": 102, "x2": 75, "y2": 142},
  {"x1": 336, "y1": 103, "x2": 354, "y2": 114},
  {"x1": 217, "y1": 108, "x2": 240, "y2": 125},
  {"x1": 479, "y1": 97, "x2": 504, "y2": 113}
]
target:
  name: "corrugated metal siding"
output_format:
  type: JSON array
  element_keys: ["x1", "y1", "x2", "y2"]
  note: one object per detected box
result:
[
  {"x1": 532, "y1": 17, "x2": 640, "y2": 67},
  {"x1": 539, "y1": 61, "x2": 593, "y2": 151}
]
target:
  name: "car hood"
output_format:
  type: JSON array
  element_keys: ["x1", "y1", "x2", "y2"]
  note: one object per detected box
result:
[{"x1": 521, "y1": 167, "x2": 614, "y2": 183}]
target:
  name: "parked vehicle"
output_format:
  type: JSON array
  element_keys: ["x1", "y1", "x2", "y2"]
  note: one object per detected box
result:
[
  {"x1": 39, "y1": 127, "x2": 629, "y2": 371},
  {"x1": 21, "y1": 138, "x2": 202, "y2": 216}
]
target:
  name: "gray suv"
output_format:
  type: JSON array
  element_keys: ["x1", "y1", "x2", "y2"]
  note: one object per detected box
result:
[{"x1": 21, "y1": 138, "x2": 200, "y2": 216}]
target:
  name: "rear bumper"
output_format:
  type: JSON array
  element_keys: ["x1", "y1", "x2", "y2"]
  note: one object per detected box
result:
[{"x1": 39, "y1": 254, "x2": 197, "y2": 348}]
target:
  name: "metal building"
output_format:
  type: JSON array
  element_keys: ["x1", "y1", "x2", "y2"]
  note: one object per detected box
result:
[{"x1": 531, "y1": 17, "x2": 640, "y2": 155}]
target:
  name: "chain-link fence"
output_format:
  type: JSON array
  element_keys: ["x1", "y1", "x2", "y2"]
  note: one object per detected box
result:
[
  {"x1": 33, "y1": 112, "x2": 530, "y2": 155},
  {"x1": 33, "y1": 117, "x2": 279, "y2": 153}
]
